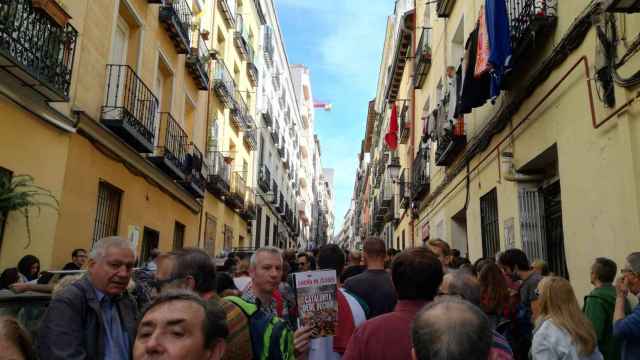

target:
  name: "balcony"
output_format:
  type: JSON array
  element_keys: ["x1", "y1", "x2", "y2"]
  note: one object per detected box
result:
[
  {"x1": 186, "y1": 31, "x2": 210, "y2": 91},
  {"x1": 233, "y1": 15, "x2": 252, "y2": 61},
  {"x1": 207, "y1": 151, "x2": 231, "y2": 198},
  {"x1": 261, "y1": 102, "x2": 273, "y2": 128},
  {"x1": 213, "y1": 60, "x2": 236, "y2": 109},
  {"x1": 385, "y1": 11, "x2": 413, "y2": 102},
  {"x1": 258, "y1": 165, "x2": 271, "y2": 193},
  {"x1": 507, "y1": 0, "x2": 557, "y2": 61},
  {"x1": 270, "y1": 125, "x2": 279, "y2": 145},
  {"x1": 218, "y1": 0, "x2": 236, "y2": 28},
  {"x1": 159, "y1": 0, "x2": 192, "y2": 54},
  {"x1": 399, "y1": 104, "x2": 410, "y2": 144},
  {"x1": 177, "y1": 143, "x2": 206, "y2": 198},
  {"x1": 435, "y1": 119, "x2": 466, "y2": 166},
  {"x1": 227, "y1": 172, "x2": 246, "y2": 210},
  {"x1": 399, "y1": 169, "x2": 409, "y2": 210},
  {"x1": 241, "y1": 188, "x2": 256, "y2": 221},
  {"x1": 101, "y1": 65, "x2": 158, "y2": 153},
  {"x1": 412, "y1": 147, "x2": 430, "y2": 201},
  {"x1": 231, "y1": 90, "x2": 249, "y2": 130},
  {"x1": 277, "y1": 141, "x2": 285, "y2": 158},
  {"x1": 243, "y1": 127, "x2": 257, "y2": 151},
  {"x1": 247, "y1": 51, "x2": 258, "y2": 87},
  {"x1": 272, "y1": 73, "x2": 280, "y2": 92},
  {"x1": 436, "y1": 0, "x2": 456, "y2": 17},
  {"x1": 0, "y1": 0, "x2": 78, "y2": 101},
  {"x1": 275, "y1": 192, "x2": 285, "y2": 213},
  {"x1": 263, "y1": 26, "x2": 274, "y2": 66},
  {"x1": 149, "y1": 113, "x2": 189, "y2": 180},
  {"x1": 414, "y1": 28, "x2": 432, "y2": 89}
]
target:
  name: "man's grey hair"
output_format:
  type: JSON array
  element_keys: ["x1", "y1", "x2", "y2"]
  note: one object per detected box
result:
[
  {"x1": 443, "y1": 270, "x2": 482, "y2": 306},
  {"x1": 250, "y1": 247, "x2": 282, "y2": 268},
  {"x1": 90, "y1": 236, "x2": 135, "y2": 261},
  {"x1": 412, "y1": 297, "x2": 492, "y2": 360},
  {"x1": 627, "y1": 252, "x2": 640, "y2": 274}
]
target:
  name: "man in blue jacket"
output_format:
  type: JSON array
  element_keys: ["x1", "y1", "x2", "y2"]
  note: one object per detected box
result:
[{"x1": 614, "y1": 252, "x2": 640, "y2": 360}]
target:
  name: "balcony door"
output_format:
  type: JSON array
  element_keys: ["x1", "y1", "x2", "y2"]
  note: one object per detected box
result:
[
  {"x1": 108, "y1": 18, "x2": 130, "y2": 110},
  {"x1": 154, "y1": 71, "x2": 164, "y2": 147}
]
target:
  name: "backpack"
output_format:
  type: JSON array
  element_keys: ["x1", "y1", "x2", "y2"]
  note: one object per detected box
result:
[{"x1": 225, "y1": 296, "x2": 295, "y2": 360}]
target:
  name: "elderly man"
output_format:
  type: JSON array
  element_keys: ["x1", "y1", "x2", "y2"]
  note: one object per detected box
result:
[
  {"x1": 38, "y1": 236, "x2": 138, "y2": 360},
  {"x1": 154, "y1": 248, "x2": 253, "y2": 360},
  {"x1": 134, "y1": 290, "x2": 228, "y2": 360},
  {"x1": 411, "y1": 297, "x2": 493, "y2": 360},
  {"x1": 614, "y1": 252, "x2": 640, "y2": 360},
  {"x1": 343, "y1": 248, "x2": 443, "y2": 360}
]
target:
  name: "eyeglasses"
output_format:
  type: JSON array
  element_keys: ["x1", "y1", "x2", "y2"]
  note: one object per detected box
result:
[{"x1": 151, "y1": 276, "x2": 186, "y2": 291}]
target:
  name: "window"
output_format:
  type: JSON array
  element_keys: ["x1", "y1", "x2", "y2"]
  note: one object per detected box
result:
[
  {"x1": 255, "y1": 206, "x2": 262, "y2": 247},
  {"x1": 402, "y1": 230, "x2": 406, "y2": 249},
  {"x1": 224, "y1": 224, "x2": 233, "y2": 251},
  {"x1": 264, "y1": 215, "x2": 271, "y2": 246},
  {"x1": 480, "y1": 188, "x2": 500, "y2": 257},
  {"x1": 272, "y1": 223, "x2": 277, "y2": 248},
  {"x1": 93, "y1": 181, "x2": 123, "y2": 245},
  {"x1": 173, "y1": 221, "x2": 185, "y2": 250},
  {"x1": 204, "y1": 213, "x2": 217, "y2": 256}
]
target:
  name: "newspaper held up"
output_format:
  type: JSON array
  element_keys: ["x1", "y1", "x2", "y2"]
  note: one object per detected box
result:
[{"x1": 294, "y1": 269, "x2": 338, "y2": 338}]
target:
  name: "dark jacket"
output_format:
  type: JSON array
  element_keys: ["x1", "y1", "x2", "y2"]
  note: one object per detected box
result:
[
  {"x1": 583, "y1": 286, "x2": 622, "y2": 360},
  {"x1": 37, "y1": 276, "x2": 138, "y2": 360},
  {"x1": 613, "y1": 302, "x2": 640, "y2": 360}
]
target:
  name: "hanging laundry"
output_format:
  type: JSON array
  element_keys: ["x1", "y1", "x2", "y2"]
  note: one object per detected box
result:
[
  {"x1": 486, "y1": 0, "x2": 512, "y2": 100},
  {"x1": 457, "y1": 27, "x2": 491, "y2": 116},
  {"x1": 475, "y1": 4, "x2": 491, "y2": 78},
  {"x1": 384, "y1": 102, "x2": 398, "y2": 150}
]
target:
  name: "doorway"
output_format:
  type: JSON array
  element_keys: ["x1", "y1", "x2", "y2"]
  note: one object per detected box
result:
[{"x1": 451, "y1": 208, "x2": 468, "y2": 258}]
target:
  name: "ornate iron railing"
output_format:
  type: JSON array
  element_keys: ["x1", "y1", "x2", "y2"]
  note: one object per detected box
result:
[
  {"x1": 102, "y1": 64, "x2": 158, "y2": 151},
  {"x1": 414, "y1": 27, "x2": 432, "y2": 89},
  {"x1": 186, "y1": 30, "x2": 210, "y2": 90},
  {"x1": 213, "y1": 59, "x2": 236, "y2": 108},
  {"x1": 507, "y1": 0, "x2": 557, "y2": 60},
  {"x1": 0, "y1": 0, "x2": 78, "y2": 100},
  {"x1": 159, "y1": 0, "x2": 192, "y2": 53},
  {"x1": 412, "y1": 146, "x2": 430, "y2": 200},
  {"x1": 157, "y1": 112, "x2": 189, "y2": 173}
]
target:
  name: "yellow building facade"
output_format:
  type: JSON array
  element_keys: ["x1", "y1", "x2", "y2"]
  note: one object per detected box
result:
[
  {"x1": 0, "y1": 0, "x2": 260, "y2": 269},
  {"x1": 359, "y1": 0, "x2": 640, "y2": 299}
]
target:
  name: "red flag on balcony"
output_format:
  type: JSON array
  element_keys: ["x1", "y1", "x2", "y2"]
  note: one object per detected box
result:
[{"x1": 385, "y1": 102, "x2": 398, "y2": 150}]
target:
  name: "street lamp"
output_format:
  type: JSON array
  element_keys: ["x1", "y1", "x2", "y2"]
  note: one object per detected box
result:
[{"x1": 387, "y1": 159, "x2": 401, "y2": 182}]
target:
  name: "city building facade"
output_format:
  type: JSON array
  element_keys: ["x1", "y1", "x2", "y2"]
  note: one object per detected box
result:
[{"x1": 350, "y1": 0, "x2": 640, "y2": 299}]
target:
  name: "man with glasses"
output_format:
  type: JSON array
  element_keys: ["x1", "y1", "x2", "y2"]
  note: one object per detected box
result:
[
  {"x1": 614, "y1": 252, "x2": 640, "y2": 360},
  {"x1": 38, "y1": 236, "x2": 138, "y2": 360},
  {"x1": 63, "y1": 248, "x2": 88, "y2": 271}
]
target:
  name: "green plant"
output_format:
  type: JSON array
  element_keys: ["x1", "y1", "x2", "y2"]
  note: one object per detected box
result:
[{"x1": 0, "y1": 175, "x2": 59, "y2": 249}]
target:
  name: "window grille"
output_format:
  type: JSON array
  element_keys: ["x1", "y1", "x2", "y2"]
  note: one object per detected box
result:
[
  {"x1": 480, "y1": 188, "x2": 500, "y2": 257},
  {"x1": 173, "y1": 221, "x2": 185, "y2": 250},
  {"x1": 93, "y1": 181, "x2": 123, "y2": 245}
]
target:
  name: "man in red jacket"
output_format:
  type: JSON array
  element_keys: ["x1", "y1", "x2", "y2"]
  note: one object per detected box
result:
[{"x1": 343, "y1": 248, "x2": 443, "y2": 360}]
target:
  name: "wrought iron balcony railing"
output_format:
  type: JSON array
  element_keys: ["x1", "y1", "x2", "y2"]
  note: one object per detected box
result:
[
  {"x1": 435, "y1": 118, "x2": 466, "y2": 166},
  {"x1": 213, "y1": 59, "x2": 236, "y2": 109},
  {"x1": 399, "y1": 169, "x2": 409, "y2": 210},
  {"x1": 412, "y1": 146, "x2": 430, "y2": 201},
  {"x1": 186, "y1": 31, "x2": 210, "y2": 91},
  {"x1": 243, "y1": 127, "x2": 257, "y2": 151},
  {"x1": 149, "y1": 112, "x2": 189, "y2": 180},
  {"x1": 261, "y1": 101, "x2": 273, "y2": 127},
  {"x1": 207, "y1": 151, "x2": 231, "y2": 198},
  {"x1": 247, "y1": 51, "x2": 258, "y2": 87},
  {"x1": 178, "y1": 143, "x2": 206, "y2": 198},
  {"x1": 218, "y1": 0, "x2": 236, "y2": 28},
  {"x1": 271, "y1": 180, "x2": 279, "y2": 204},
  {"x1": 436, "y1": 0, "x2": 456, "y2": 17},
  {"x1": 241, "y1": 187, "x2": 256, "y2": 221},
  {"x1": 233, "y1": 15, "x2": 251, "y2": 61},
  {"x1": 271, "y1": 124, "x2": 279, "y2": 145},
  {"x1": 507, "y1": 0, "x2": 557, "y2": 61},
  {"x1": 101, "y1": 64, "x2": 159, "y2": 153},
  {"x1": 414, "y1": 27, "x2": 432, "y2": 89},
  {"x1": 0, "y1": 0, "x2": 78, "y2": 101},
  {"x1": 399, "y1": 103, "x2": 410, "y2": 144},
  {"x1": 263, "y1": 25, "x2": 274, "y2": 66},
  {"x1": 231, "y1": 90, "x2": 249, "y2": 130},
  {"x1": 228, "y1": 172, "x2": 246, "y2": 210},
  {"x1": 258, "y1": 164, "x2": 271, "y2": 193},
  {"x1": 159, "y1": 0, "x2": 192, "y2": 54}
]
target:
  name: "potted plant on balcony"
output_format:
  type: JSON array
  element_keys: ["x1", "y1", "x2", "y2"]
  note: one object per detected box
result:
[
  {"x1": 32, "y1": 0, "x2": 72, "y2": 27},
  {"x1": 0, "y1": 175, "x2": 59, "y2": 249}
]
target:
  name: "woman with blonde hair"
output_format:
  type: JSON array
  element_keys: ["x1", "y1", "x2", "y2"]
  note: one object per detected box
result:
[{"x1": 532, "y1": 276, "x2": 603, "y2": 360}]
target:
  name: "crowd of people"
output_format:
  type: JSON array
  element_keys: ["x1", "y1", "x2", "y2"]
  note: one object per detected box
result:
[{"x1": 0, "y1": 236, "x2": 638, "y2": 360}]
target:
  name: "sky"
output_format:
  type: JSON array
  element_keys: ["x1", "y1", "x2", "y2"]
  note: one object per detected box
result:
[{"x1": 276, "y1": 0, "x2": 391, "y2": 234}]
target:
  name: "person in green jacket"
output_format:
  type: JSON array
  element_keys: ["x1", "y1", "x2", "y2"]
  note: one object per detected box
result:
[{"x1": 583, "y1": 257, "x2": 629, "y2": 360}]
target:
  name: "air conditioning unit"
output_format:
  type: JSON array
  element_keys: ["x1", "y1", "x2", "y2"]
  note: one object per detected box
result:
[{"x1": 605, "y1": 0, "x2": 640, "y2": 12}]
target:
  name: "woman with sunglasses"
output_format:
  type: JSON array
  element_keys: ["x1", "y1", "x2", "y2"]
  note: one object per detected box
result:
[{"x1": 531, "y1": 276, "x2": 603, "y2": 360}]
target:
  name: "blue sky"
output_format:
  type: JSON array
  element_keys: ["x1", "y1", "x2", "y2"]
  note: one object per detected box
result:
[{"x1": 276, "y1": 0, "x2": 391, "y2": 234}]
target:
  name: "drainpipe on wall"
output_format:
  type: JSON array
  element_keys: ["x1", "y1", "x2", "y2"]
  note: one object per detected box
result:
[{"x1": 501, "y1": 152, "x2": 544, "y2": 183}]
